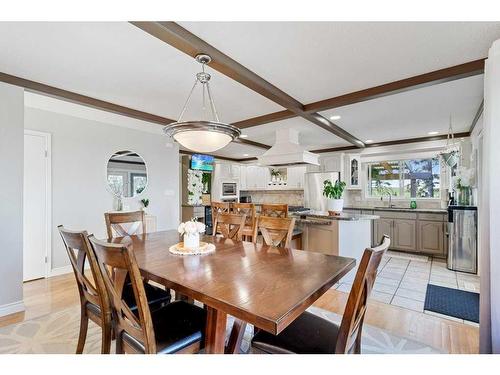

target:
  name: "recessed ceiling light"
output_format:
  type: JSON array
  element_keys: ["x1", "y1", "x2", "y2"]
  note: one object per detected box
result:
[
  {"x1": 330, "y1": 115, "x2": 341, "y2": 121},
  {"x1": 365, "y1": 139, "x2": 373, "y2": 143},
  {"x1": 240, "y1": 134, "x2": 248, "y2": 138},
  {"x1": 243, "y1": 153, "x2": 249, "y2": 157},
  {"x1": 428, "y1": 131, "x2": 439, "y2": 135}
]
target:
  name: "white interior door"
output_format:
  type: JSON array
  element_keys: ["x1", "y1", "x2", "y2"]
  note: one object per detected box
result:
[{"x1": 23, "y1": 131, "x2": 51, "y2": 281}]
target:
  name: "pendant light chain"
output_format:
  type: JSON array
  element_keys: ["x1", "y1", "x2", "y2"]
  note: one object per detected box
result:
[{"x1": 177, "y1": 77, "x2": 199, "y2": 123}]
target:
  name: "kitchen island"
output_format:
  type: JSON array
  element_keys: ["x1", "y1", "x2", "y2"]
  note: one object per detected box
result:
[{"x1": 292, "y1": 211, "x2": 379, "y2": 283}]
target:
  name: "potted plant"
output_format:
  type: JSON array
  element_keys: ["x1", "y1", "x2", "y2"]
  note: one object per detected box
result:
[
  {"x1": 178, "y1": 218, "x2": 206, "y2": 250},
  {"x1": 140, "y1": 198, "x2": 149, "y2": 213},
  {"x1": 323, "y1": 180, "x2": 346, "y2": 215}
]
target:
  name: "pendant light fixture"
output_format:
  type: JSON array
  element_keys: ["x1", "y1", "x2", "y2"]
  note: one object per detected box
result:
[{"x1": 163, "y1": 54, "x2": 241, "y2": 153}]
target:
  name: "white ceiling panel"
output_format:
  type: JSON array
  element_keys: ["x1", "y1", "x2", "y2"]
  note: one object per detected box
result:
[
  {"x1": 180, "y1": 22, "x2": 500, "y2": 104},
  {"x1": 0, "y1": 22, "x2": 283, "y2": 123},
  {"x1": 241, "y1": 117, "x2": 350, "y2": 150},
  {"x1": 320, "y1": 75, "x2": 483, "y2": 143}
]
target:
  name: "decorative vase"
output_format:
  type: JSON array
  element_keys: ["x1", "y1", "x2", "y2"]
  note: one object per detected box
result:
[
  {"x1": 327, "y1": 198, "x2": 344, "y2": 214},
  {"x1": 183, "y1": 233, "x2": 200, "y2": 250},
  {"x1": 458, "y1": 187, "x2": 471, "y2": 206}
]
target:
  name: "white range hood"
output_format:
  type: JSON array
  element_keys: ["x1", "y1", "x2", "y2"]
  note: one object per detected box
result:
[{"x1": 258, "y1": 129, "x2": 320, "y2": 167}]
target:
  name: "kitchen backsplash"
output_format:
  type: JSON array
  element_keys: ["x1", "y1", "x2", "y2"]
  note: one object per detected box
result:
[
  {"x1": 245, "y1": 190, "x2": 304, "y2": 206},
  {"x1": 343, "y1": 189, "x2": 447, "y2": 209}
]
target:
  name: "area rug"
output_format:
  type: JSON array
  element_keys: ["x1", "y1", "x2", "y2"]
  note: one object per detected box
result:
[
  {"x1": 424, "y1": 284, "x2": 479, "y2": 323},
  {"x1": 0, "y1": 305, "x2": 442, "y2": 354}
]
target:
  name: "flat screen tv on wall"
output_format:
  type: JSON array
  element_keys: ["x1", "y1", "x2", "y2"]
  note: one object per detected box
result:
[{"x1": 191, "y1": 154, "x2": 214, "y2": 172}]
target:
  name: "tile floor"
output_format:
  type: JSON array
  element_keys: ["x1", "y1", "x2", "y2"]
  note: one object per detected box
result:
[{"x1": 333, "y1": 253, "x2": 480, "y2": 325}]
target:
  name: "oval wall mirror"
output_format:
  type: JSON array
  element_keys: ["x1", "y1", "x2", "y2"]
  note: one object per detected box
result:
[{"x1": 106, "y1": 150, "x2": 148, "y2": 198}]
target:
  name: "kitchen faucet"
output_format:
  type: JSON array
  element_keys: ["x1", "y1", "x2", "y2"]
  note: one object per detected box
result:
[{"x1": 382, "y1": 191, "x2": 395, "y2": 208}]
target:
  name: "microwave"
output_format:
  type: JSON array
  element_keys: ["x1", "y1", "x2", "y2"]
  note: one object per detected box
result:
[{"x1": 222, "y1": 182, "x2": 237, "y2": 196}]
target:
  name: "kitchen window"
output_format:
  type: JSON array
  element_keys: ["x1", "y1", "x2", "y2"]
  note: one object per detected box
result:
[{"x1": 367, "y1": 158, "x2": 440, "y2": 199}]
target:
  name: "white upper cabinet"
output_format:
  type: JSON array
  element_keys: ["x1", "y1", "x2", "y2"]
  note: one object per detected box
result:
[
  {"x1": 322, "y1": 154, "x2": 344, "y2": 173},
  {"x1": 287, "y1": 166, "x2": 306, "y2": 188},
  {"x1": 345, "y1": 154, "x2": 362, "y2": 190},
  {"x1": 239, "y1": 165, "x2": 247, "y2": 190}
]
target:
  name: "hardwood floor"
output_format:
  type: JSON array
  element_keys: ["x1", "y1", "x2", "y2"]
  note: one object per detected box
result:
[{"x1": 0, "y1": 272, "x2": 479, "y2": 353}]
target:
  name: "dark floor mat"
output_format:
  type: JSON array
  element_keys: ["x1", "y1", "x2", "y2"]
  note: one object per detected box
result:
[{"x1": 424, "y1": 284, "x2": 479, "y2": 323}]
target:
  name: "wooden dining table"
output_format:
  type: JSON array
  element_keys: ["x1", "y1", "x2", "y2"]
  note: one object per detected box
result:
[{"x1": 111, "y1": 230, "x2": 355, "y2": 354}]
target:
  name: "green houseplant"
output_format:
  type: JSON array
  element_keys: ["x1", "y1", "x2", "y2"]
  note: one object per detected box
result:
[
  {"x1": 323, "y1": 180, "x2": 346, "y2": 214},
  {"x1": 140, "y1": 198, "x2": 150, "y2": 213}
]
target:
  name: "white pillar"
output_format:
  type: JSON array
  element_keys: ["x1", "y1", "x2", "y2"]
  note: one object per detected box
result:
[
  {"x1": 0, "y1": 82, "x2": 25, "y2": 317},
  {"x1": 482, "y1": 38, "x2": 500, "y2": 353}
]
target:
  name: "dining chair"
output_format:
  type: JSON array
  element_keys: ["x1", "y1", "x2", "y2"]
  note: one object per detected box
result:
[
  {"x1": 88, "y1": 235, "x2": 207, "y2": 354},
  {"x1": 212, "y1": 212, "x2": 247, "y2": 241},
  {"x1": 251, "y1": 235, "x2": 391, "y2": 354},
  {"x1": 58, "y1": 226, "x2": 173, "y2": 353},
  {"x1": 58, "y1": 226, "x2": 112, "y2": 354},
  {"x1": 104, "y1": 210, "x2": 146, "y2": 239},
  {"x1": 261, "y1": 204, "x2": 288, "y2": 218},
  {"x1": 211, "y1": 202, "x2": 231, "y2": 235},
  {"x1": 105, "y1": 210, "x2": 172, "y2": 298},
  {"x1": 253, "y1": 216, "x2": 296, "y2": 248},
  {"x1": 231, "y1": 203, "x2": 256, "y2": 241}
]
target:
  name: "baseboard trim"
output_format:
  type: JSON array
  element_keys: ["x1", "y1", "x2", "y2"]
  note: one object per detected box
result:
[
  {"x1": 0, "y1": 301, "x2": 25, "y2": 318},
  {"x1": 49, "y1": 265, "x2": 73, "y2": 277}
]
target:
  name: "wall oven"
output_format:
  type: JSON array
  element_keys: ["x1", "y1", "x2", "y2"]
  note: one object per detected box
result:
[{"x1": 222, "y1": 182, "x2": 237, "y2": 197}]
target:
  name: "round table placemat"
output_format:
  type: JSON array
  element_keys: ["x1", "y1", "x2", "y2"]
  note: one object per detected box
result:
[{"x1": 168, "y1": 241, "x2": 216, "y2": 256}]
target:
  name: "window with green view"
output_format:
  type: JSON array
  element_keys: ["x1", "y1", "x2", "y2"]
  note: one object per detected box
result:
[{"x1": 367, "y1": 158, "x2": 440, "y2": 199}]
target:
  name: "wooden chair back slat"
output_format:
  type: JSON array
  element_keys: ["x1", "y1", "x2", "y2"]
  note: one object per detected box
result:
[
  {"x1": 335, "y1": 235, "x2": 390, "y2": 354},
  {"x1": 211, "y1": 202, "x2": 230, "y2": 235},
  {"x1": 88, "y1": 235, "x2": 156, "y2": 354},
  {"x1": 213, "y1": 212, "x2": 246, "y2": 241},
  {"x1": 231, "y1": 203, "x2": 256, "y2": 228},
  {"x1": 104, "y1": 211, "x2": 146, "y2": 239},
  {"x1": 57, "y1": 226, "x2": 109, "y2": 311},
  {"x1": 253, "y1": 216, "x2": 296, "y2": 248},
  {"x1": 261, "y1": 204, "x2": 288, "y2": 218}
]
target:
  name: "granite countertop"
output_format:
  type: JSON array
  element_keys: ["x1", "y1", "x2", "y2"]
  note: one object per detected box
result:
[
  {"x1": 291, "y1": 211, "x2": 379, "y2": 221},
  {"x1": 343, "y1": 206, "x2": 447, "y2": 214}
]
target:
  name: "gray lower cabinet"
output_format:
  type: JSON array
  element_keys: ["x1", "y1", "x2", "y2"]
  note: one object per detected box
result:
[
  {"x1": 374, "y1": 218, "x2": 393, "y2": 245},
  {"x1": 417, "y1": 220, "x2": 445, "y2": 256},
  {"x1": 371, "y1": 210, "x2": 447, "y2": 256},
  {"x1": 393, "y1": 219, "x2": 417, "y2": 251}
]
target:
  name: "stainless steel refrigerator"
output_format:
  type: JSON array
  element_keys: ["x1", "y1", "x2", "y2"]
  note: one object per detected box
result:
[
  {"x1": 447, "y1": 205, "x2": 477, "y2": 274},
  {"x1": 304, "y1": 172, "x2": 341, "y2": 211}
]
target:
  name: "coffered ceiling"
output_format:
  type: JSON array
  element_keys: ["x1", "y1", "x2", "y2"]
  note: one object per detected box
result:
[{"x1": 0, "y1": 21, "x2": 499, "y2": 159}]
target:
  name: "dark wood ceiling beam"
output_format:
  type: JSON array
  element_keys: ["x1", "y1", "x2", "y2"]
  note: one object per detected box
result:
[
  {"x1": 131, "y1": 21, "x2": 365, "y2": 148},
  {"x1": 233, "y1": 109, "x2": 295, "y2": 129},
  {"x1": 0, "y1": 71, "x2": 175, "y2": 126},
  {"x1": 304, "y1": 59, "x2": 485, "y2": 113},
  {"x1": 234, "y1": 138, "x2": 271, "y2": 149},
  {"x1": 311, "y1": 132, "x2": 471, "y2": 154},
  {"x1": 232, "y1": 59, "x2": 485, "y2": 129}
]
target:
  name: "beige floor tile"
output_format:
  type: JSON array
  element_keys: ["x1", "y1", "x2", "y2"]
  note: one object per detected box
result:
[
  {"x1": 457, "y1": 280, "x2": 480, "y2": 292},
  {"x1": 430, "y1": 274, "x2": 458, "y2": 287},
  {"x1": 373, "y1": 282, "x2": 398, "y2": 294},
  {"x1": 456, "y1": 272, "x2": 480, "y2": 282},
  {"x1": 463, "y1": 320, "x2": 480, "y2": 327},
  {"x1": 399, "y1": 280, "x2": 428, "y2": 292},
  {"x1": 395, "y1": 287, "x2": 426, "y2": 302},
  {"x1": 375, "y1": 276, "x2": 401, "y2": 287},
  {"x1": 404, "y1": 270, "x2": 430, "y2": 280},
  {"x1": 391, "y1": 296, "x2": 424, "y2": 312},
  {"x1": 369, "y1": 290, "x2": 393, "y2": 304},
  {"x1": 429, "y1": 280, "x2": 458, "y2": 289},
  {"x1": 379, "y1": 271, "x2": 405, "y2": 281}
]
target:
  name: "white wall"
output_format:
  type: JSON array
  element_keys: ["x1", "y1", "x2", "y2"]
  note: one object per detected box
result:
[
  {"x1": 0, "y1": 83, "x2": 24, "y2": 316},
  {"x1": 24, "y1": 107, "x2": 180, "y2": 270},
  {"x1": 481, "y1": 38, "x2": 500, "y2": 354}
]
